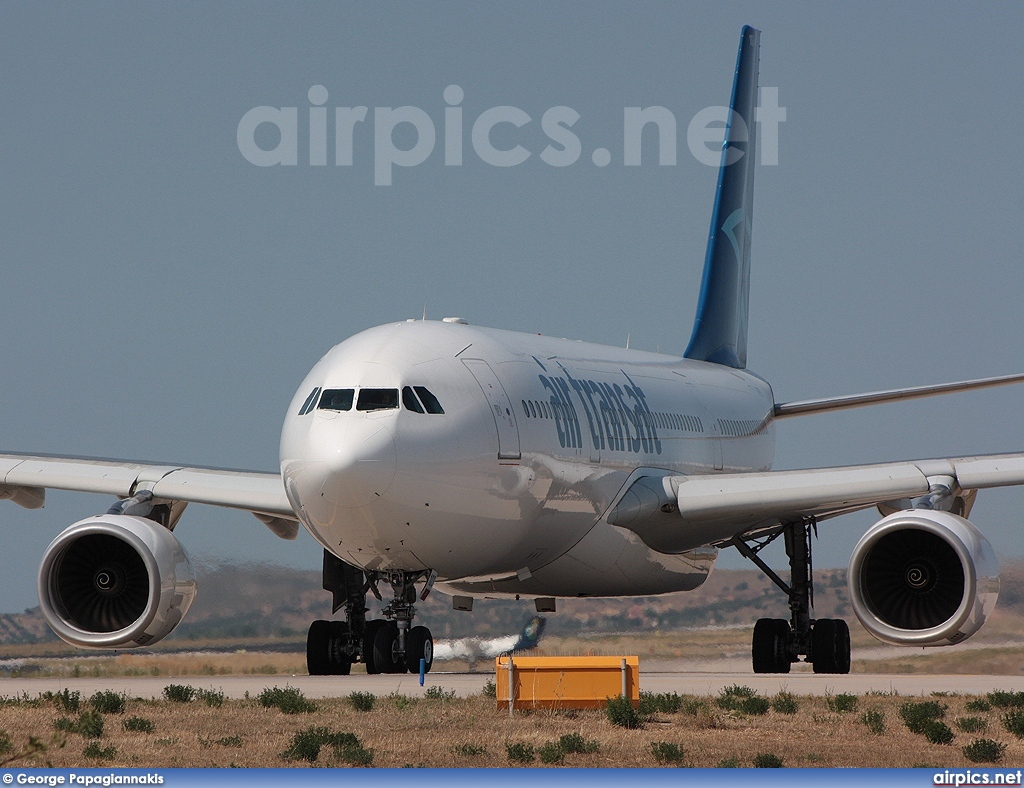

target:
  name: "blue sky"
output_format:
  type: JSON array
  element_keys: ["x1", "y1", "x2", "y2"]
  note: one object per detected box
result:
[{"x1": 1, "y1": 3, "x2": 1022, "y2": 613}]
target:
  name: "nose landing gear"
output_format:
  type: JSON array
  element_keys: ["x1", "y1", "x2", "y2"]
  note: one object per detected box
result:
[{"x1": 306, "y1": 551, "x2": 435, "y2": 676}]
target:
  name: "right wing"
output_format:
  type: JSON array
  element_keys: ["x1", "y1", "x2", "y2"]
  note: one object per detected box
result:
[
  {"x1": 607, "y1": 453, "x2": 1024, "y2": 554},
  {"x1": 0, "y1": 453, "x2": 298, "y2": 538}
]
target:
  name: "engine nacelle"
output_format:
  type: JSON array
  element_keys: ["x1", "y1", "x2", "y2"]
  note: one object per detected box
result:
[
  {"x1": 38, "y1": 515, "x2": 196, "y2": 649},
  {"x1": 849, "y1": 510, "x2": 998, "y2": 647}
]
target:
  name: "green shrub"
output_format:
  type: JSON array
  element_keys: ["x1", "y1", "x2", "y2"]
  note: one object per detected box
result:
[
  {"x1": 639, "y1": 691, "x2": 682, "y2": 714},
  {"x1": 771, "y1": 691, "x2": 799, "y2": 715},
  {"x1": 827, "y1": 693, "x2": 858, "y2": 713},
  {"x1": 963, "y1": 738, "x2": 1007, "y2": 763},
  {"x1": 0, "y1": 730, "x2": 12, "y2": 756},
  {"x1": 558, "y1": 733, "x2": 599, "y2": 754},
  {"x1": 215, "y1": 736, "x2": 242, "y2": 748},
  {"x1": 349, "y1": 691, "x2": 376, "y2": 712},
  {"x1": 861, "y1": 709, "x2": 886, "y2": 735},
  {"x1": 198, "y1": 689, "x2": 225, "y2": 708},
  {"x1": 425, "y1": 686, "x2": 456, "y2": 701},
  {"x1": 753, "y1": 752, "x2": 784, "y2": 768},
  {"x1": 739, "y1": 696, "x2": 770, "y2": 716},
  {"x1": 650, "y1": 741, "x2": 685, "y2": 765},
  {"x1": 900, "y1": 701, "x2": 946, "y2": 733},
  {"x1": 538, "y1": 741, "x2": 565, "y2": 764},
  {"x1": 1001, "y1": 710, "x2": 1024, "y2": 738},
  {"x1": 335, "y1": 740, "x2": 374, "y2": 766},
  {"x1": 258, "y1": 686, "x2": 317, "y2": 714},
  {"x1": 53, "y1": 717, "x2": 76, "y2": 732},
  {"x1": 123, "y1": 716, "x2": 154, "y2": 733},
  {"x1": 76, "y1": 710, "x2": 105, "y2": 739},
  {"x1": 83, "y1": 742, "x2": 116, "y2": 760},
  {"x1": 452, "y1": 743, "x2": 487, "y2": 757},
  {"x1": 716, "y1": 684, "x2": 756, "y2": 710},
  {"x1": 924, "y1": 721, "x2": 955, "y2": 745},
  {"x1": 605, "y1": 695, "x2": 643, "y2": 729},
  {"x1": 52, "y1": 689, "x2": 81, "y2": 713},
  {"x1": 680, "y1": 698, "x2": 708, "y2": 715},
  {"x1": 717, "y1": 757, "x2": 740, "y2": 768},
  {"x1": 506, "y1": 742, "x2": 535, "y2": 763},
  {"x1": 280, "y1": 727, "x2": 358, "y2": 763},
  {"x1": 988, "y1": 691, "x2": 1024, "y2": 708},
  {"x1": 163, "y1": 685, "x2": 196, "y2": 703},
  {"x1": 956, "y1": 716, "x2": 988, "y2": 733},
  {"x1": 966, "y1": 698, "x2": 992, "y2": 713},
  {"x1": 482, "y1": 680, "x2": 497, "y2": 699},
  {"x1": 89, "y1": 690, "x2": 126, "y2": 714}
]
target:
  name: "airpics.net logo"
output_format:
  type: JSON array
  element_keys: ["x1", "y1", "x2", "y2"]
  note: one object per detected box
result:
[{"x1": 236, "y1": 85, "x2": 786, "y2": 186}]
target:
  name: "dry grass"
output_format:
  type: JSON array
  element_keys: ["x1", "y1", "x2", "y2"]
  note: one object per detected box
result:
[{"x1": 3, "y1": 688, "x2": 1024, "y2": 768}]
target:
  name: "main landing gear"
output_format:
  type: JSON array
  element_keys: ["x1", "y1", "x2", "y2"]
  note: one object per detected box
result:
[
  {"x1": 306, "y1": 552, "x2": 435, "y2": 676},
  {"x1": 729, "y1": 518, "x2": 851, "y2": 674}
]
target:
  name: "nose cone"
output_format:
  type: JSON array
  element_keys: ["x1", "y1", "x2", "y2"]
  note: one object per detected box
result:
[{"x1": 294, "y1": 417, "x2": 398, "y2": 527}]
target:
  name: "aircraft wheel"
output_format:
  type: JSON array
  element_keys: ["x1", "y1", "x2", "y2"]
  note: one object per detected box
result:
[
  {"x1": 327, "y1": 621, "x2": 352, "y2": 675},
  {"x1": 812, "y1": 618, "x2": 851, "y2": 674},
  {"x1": 752, "y1": 618, "x2": 791, "y2": 674},
  {"x1": 306, "y1": 619, "x2": 331, "y2": 676},
  {"x1": 405, "y1": 625, "x2": 433, "y2": 674},
  {"x1": 373, "y1": 622, "x2": 403, "y2": 674},
  {"x1": 363, "y1": 619, "x2": 385, "y2": 675}
]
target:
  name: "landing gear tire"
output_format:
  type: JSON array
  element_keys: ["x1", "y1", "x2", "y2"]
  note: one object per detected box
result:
[
  {"x1": 328, "y1": 621, "x2": 352, "y2": 675},
  {"x1": 752, "y1": 618, "x2": 791, "y2": 674},
  {"x1": 306, "y1": 620, "x2": 352, "y2": 676},
  {"x1": 812, "y1": 618, "x2": 851, "y2": 674},
  {"x1": 306, "y1": 619, "x2": 331, "y2": 676},
  {"x1": 363, "y1": 619, "x2": 386, "y2": 675},
  {"x1": 405, "y1": 625, "x2": 433, "y2": 674},
  {"x1": 373, "y1": 622, "x2": 406, "y2": 674}
]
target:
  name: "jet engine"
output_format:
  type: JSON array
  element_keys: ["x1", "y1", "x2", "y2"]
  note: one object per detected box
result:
[
  {"x1": 848, "y1": 510, "x2": 998, "y2": 647},
  {"x1": 38, "y1": 515, "x2": 196, "y2": 649}
]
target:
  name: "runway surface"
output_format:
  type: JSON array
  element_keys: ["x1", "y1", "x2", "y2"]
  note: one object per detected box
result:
[{"x1": 3, "y1": 669, "x2": 1023, "y2": 699}]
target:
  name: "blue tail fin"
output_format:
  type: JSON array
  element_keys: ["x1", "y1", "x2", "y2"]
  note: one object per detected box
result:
[
  {"x1": 511, "y1": 615, "x2": 546, "y2": 651},
  {"x1": 684, "y1": 26, "x2": 760, "y2": 369}
]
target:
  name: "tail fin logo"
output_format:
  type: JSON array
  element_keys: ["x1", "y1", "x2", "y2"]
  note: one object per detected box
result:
[{"x1": 721, "y1": 208, "x2": 746, "y2": 267}]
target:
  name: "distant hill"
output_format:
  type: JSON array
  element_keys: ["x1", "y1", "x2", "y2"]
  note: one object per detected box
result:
[{"x1": 5, "y1": 559, "x2": 1024, "y2": 650}]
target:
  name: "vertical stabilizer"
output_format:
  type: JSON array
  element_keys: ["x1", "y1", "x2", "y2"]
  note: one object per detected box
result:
[{"x1": 684, "y1": 26, "x2": 760, "y2": 369}]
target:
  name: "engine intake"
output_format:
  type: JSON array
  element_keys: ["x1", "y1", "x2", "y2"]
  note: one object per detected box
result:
[
  {"x1": 38, "y1": 515, "x2": 196, "y2": 649},
  {"x1": 849, "y1": 510, "x2": 998, "y2": 647}
]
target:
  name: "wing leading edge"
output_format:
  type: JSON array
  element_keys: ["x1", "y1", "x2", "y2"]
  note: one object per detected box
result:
[
  {"x1": 607, "y1": 452, "x2": 1024, "y2": 555},
  {"x1": 0, "y1": 453, "x2": 297, "y2": 537}
]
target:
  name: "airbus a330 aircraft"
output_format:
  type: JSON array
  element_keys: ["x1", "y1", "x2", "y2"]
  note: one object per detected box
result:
[{"x1": 2, "y1": 26, "x2": 1022, "y2": 677}]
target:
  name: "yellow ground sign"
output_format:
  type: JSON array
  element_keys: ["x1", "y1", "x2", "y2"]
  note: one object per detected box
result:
[{"x1": 494, "y1": 655, "x2": 640, "y2": 710}]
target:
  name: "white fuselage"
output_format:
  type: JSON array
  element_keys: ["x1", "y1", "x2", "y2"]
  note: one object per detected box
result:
[{"x1": 279, "y1": 320, "x2": 776, "y2": 598}]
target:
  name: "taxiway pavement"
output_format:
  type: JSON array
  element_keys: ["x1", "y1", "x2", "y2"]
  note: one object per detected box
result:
[{"x1": 2, "y1": 669, "x2": 1022, "y2": 700}]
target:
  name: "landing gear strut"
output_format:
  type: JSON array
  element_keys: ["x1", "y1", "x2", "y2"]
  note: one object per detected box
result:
[
  {"x1": 730, "y1": 518, "x2": 851, "y2": 674},
  {"x1": 306, "y1": 551, "x2": 434, "y2": 676}
]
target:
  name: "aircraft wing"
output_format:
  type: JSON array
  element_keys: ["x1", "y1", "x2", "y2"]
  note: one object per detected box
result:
[
  {"x1": 0, "y1": 453, "x2": 297, "y2": 536},
  {"x1": 608, "y1": 453, "x2": 1024, "y2": 554}
]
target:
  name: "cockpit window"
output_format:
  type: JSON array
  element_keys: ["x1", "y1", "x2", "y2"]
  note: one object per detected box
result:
[
  {"x1": 318, "y1": 388, "x2": 354, "y2": 411},
  {"x1": 298, "y1": 387, "x2": 322, "y2": 416},
  {"x1": 357, "y1": 388, "x2": 399, "y2": 411},
  {"x1": 402, "y1": 386, "x2": 425, "y2": 413},
  {"x1": 413, "y1": 386, "x2": 445, "y2": 414}
]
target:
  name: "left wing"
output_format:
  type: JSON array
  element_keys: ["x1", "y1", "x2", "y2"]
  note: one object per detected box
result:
[
  {"x1": 608, "y1": 452, "x2": 1024, "y2": 554},
  {"x1": 0, "y1": 453, "x2": 298, "y2": 538}
]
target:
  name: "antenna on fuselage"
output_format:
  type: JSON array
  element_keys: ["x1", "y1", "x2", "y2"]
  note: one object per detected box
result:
[{"x1": 423, "y1": 303, "x2": 427, "y2": 321}]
